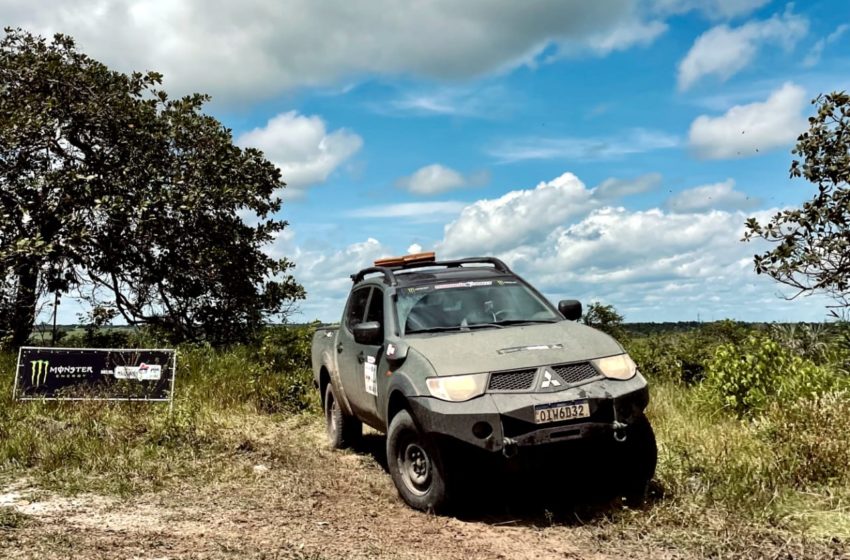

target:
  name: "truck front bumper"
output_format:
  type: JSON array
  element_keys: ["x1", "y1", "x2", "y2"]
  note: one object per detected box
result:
[{"x1": 407, "y1": 374, "x2": 649, "y2": 453}]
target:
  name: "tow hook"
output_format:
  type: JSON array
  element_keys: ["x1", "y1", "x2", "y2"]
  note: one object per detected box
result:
[
  {"x1": 612, "y1": 421, "x2": 628, "y2": 442},
  {"x1": 502, "y1": 438, "x2": 518, "y2": 458}
]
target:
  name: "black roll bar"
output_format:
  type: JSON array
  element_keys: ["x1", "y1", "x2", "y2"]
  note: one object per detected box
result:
[{"x1": 350, "y1": 257, "x2": 512, "y2": 285}]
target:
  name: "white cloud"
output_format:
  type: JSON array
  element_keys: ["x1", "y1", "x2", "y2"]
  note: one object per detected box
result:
[
  {"x1": 677, "y1": 7, "x2": 808, "y2": 91},
  {"x1": 4, "y1": 1, "x2": 666, "y2": 103},
  {"x1": 803, "y1": 23, "x2": 849, "y2": 68},
  {"x1": 652, "y1": 0, "x2": 769, "y2": 20},
  {"x1": 281, "y1": 171, "x2": 835, "y2": 322},
  {"x1": 395, "y1": 164, "x2": 488, "y2": 195},
  {"x1": 236, "y1": 111, "x2": 362, "y2": 195},
  {"x1": 346, "y1": 201, "x2": 467, "y2": 221},
  {"x1": 666, "y1": 179, "x2": 757, "y2": 212},
  {"x1": 488, "y1": 129, "x2": 679, "y2": 163},
  {"x1": 439, "y1": 172, "x2": 597, "y2": 256},
  {"x1": 688, "y1": 82, "x2": 807, "y2": 160},
  {"x1": 288, "y1": 237, "x2": 392, "y2": 321},
  {"x1": 384, "y1": 84, "x2": 515, "y2": 118},
  {"x1": 595, "y1": 173, "x2": 662, "y2": 199},
  {"x1": 441, "y1": 200, "x2": 831, "y2": 321},
  {"x1": 583, "y1": 19, "x2": 668, "y2": 54}
]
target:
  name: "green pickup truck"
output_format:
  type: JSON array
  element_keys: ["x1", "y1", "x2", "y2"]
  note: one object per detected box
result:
[{"x1": 311, "y1": 253, "x2": 656, "y2": 511}]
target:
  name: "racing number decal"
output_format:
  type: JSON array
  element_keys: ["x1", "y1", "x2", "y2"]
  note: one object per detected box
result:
[{"x1": 364, "y1": 356, "x2": 378, "y2": 396}]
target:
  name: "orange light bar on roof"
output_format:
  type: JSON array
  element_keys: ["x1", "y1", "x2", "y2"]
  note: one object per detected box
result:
[{"x1": 374, "y1": 252, "x2": 436, "y2": 268}]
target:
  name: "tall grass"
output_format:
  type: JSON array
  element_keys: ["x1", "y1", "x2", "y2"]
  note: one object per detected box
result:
[
  {"x1": 631, "y1": 323, "x2": 850, "y2": 536},
  {"x1": 1, "y1": 322, "x2": 848, "y2": 540},
  {"x1": 0, "y1": 327, "x2": 317, "y2": 495}
]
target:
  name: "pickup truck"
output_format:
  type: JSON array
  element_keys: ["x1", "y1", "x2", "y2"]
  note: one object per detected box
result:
[{"x1": 312, "y1": 253, "x2": 656, "y2": 512}]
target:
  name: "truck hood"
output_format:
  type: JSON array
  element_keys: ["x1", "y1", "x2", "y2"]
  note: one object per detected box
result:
[{"x1": 404, "y1": 321, "x2": 624, "y2": 376}]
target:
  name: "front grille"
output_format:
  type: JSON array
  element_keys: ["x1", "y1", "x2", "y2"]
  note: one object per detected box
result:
[
  {"x1": 551, "y1": 362, "x2": 600, "y2": 384},
  {"x1": 488, "y1": 368, "x2": 536, "y2": 391}
]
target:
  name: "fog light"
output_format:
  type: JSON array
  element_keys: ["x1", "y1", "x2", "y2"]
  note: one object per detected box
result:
[{"x1": 472, "y1": 421, "x2": 492, "y2": 439}]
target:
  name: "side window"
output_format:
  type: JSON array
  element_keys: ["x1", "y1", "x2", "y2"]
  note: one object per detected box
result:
[
  {"x1": 346, "y1": 287, "x2": 371, "y2": 330},
  {"x1": 365, "y1": 288, "x2": 385, "y2": 339}
]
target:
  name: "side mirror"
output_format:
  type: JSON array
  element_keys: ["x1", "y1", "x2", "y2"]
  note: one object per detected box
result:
[
  {"x1": 558, "y1": 300, "x2": 582, "y2": 321},
  {"x1": 353, "y1": 321, "x2": 383, "y2": 345}
]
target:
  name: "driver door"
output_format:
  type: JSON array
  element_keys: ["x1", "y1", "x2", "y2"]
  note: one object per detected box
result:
[{"x1": 338, "y1": 286, "x2": 384, "y2": 426}]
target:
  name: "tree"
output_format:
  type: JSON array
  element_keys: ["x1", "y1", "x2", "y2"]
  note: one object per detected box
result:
[
  {"x1": 582, "y1": 301, "x2": 626, "y2": 339},
  {"x1": 0, "y1": 29, "x2": 304, "y2": 347},
  {"x1": 744, "y1": 92, "x2": 850, "y2": 316}
]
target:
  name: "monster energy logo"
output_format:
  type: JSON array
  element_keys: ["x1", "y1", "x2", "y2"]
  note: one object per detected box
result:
[{"x1": 31, "y1": 360, "x2": 49, "y2": 388}]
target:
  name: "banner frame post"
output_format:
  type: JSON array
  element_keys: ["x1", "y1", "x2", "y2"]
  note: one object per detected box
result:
[{"x1": 11, "y1": 345, "x2": 22, "y2": 400}]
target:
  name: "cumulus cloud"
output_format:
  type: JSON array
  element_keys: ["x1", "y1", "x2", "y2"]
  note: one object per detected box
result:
[
  {"x1": 280, "y1": 171, "x2": 833, "y2": 322},
  {"x1": 523, "y1": 207, "x2": 750, "y2": 286},
  {"x1": 666, "y1": 179, "x2": 757, "y2": 212},
  {"x1": 434, "y1": 172, "x2": 816, "y2": 320},
  {"x1": 677, "y1": 7, "x2": 808, "y2": 91},
  {"x1": 803, "y1": 23, "x2": 849, "y2": 68},
  {"x1": 236, "y1": 111, "x2": 362, "y2": 195},
  {"x1": 4, "y1": 0, "x2": 666, "y2": 103},
  {"x1": 439, "y1": 172, "x2": 597, "y2": 256},
  {"x1": 444, "y1": 200, "x2": 826, "y2": 321},
  {"x1": 488, "y1": 129, "x2": 679, "y2": 163},
  {"x1": 395, "y1": 164, "x2": 489, "y2": 195},
  {"x1": 688, "y1": 82, "x2": 807, "y2": 159},
  {"x1": 652, "y1": 0, "x2": 769, "y2": 20}
]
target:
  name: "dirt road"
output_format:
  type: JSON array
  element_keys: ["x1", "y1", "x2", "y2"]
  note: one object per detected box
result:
[{"x1": 1, "y1": 416, "x2": 846, "y2": 560}]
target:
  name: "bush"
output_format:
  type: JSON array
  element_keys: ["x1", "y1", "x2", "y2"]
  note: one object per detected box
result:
[
  {"x1": 627, "y1": 321, "x2": 752, "y2": 385},
  {"x1": 703, "y1": 334, "x2": 842, "y2": 415},
  {"x1": 628, "y1": 334, "x2": 684, "y2": 382}
]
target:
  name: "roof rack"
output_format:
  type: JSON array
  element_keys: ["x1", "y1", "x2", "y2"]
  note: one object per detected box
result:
[{"x1": 350, "y1": 257, "x2": 512, "y2": 285}]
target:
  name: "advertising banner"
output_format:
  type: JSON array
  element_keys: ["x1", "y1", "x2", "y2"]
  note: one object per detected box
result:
[{"x1": 14, "y1": 347, "x2": 176, "y2": 402}]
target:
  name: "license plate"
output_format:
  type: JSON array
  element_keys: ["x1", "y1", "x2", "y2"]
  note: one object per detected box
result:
[{"x1": 534, "y1": 401, "x2": 590, "y2": 424}]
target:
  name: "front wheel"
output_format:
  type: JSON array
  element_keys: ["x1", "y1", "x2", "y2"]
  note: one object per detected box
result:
[
  {"x1": 324, "y1": 384, "x2": 361, "y2": 449},
  {"x1": 387, "y1": 409, "x2": 450, "y2": 512}
]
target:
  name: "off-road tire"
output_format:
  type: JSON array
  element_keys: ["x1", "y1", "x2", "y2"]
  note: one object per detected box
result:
[
  {"x1": 387, "y1": 409, "x2": 450, "y2": 512},
  {"x1": 618, "y1": 414, "x2": 657, "y2": 507},
  {"x1": 324, "y1": 384, "x2": 361, "y2": 449}
]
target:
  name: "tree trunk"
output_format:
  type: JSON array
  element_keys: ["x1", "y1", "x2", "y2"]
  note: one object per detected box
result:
[{"x1": 10, "y1": 262, "x2": 39, "y2": 348}]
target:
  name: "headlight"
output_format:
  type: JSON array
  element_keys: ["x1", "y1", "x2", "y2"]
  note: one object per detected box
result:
[
  {"x1": 592, "y1": 354, "x2": 637, "y2": 380},
  {"x1": 425, "y1": 373, "x2": 489, "y2": 402}
]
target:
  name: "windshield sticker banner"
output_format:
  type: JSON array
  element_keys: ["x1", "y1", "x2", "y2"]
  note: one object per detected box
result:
[
  {"x1": 434, "y1": 281, "x2": 493, "y2": 290},
  {"x1": 15, "y1": 347, "x2": 176, "y2": 401}
]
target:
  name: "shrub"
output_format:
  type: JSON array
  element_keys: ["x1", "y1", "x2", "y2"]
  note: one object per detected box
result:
[
  {"x1": 703, "y1": 334, "x2": 842, "y2": 415},
  {"x1": 628, "y1": 335, "x2": 683, "y2": 383},
  {"x1": 628, "y1": 323, "x2": 745, "y2": 384}
]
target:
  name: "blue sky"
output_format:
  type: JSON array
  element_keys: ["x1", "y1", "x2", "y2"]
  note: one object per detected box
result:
[{"x1": 6, "y1": 0, "x2": 850, "y2": 323}]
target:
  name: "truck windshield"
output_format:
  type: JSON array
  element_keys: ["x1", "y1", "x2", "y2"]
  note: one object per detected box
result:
[{"x1": 397, "y1": 279, "x2": 560, "y2": 335}]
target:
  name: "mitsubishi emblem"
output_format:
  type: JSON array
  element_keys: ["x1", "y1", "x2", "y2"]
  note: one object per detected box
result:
[{"x1": 540, "y1": 370, "x2": 561, "y2": 389}]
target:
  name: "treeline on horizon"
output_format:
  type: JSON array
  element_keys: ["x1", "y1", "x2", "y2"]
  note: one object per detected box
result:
[{"x1": 34, "y1": 319, "x2": 843, "y2": 336}]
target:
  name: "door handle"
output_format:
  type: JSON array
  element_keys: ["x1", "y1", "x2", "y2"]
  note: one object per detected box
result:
[
  {"x1": 336, "y1": 343, "x2": 344, "y2": 354},
  {"x1": 357, "y1": 351, "x2": 366, "y2": 364}
]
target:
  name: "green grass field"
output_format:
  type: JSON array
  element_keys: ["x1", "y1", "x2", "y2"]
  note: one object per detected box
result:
[{"x1": 1, "y1": 323, "x2": 849, "y2": 557}]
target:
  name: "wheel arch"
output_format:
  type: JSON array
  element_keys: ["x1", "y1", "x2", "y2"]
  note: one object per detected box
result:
[
  {"x1": 319, "y1": 366, "x2": 331, "y2": 406},
  {"x1": 386, "y1": 389, "x2": 410, "y2": 429}
]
